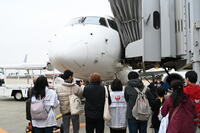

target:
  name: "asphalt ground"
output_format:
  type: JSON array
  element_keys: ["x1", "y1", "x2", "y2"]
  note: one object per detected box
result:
[
  {"x1": 0, "y1": 96, "x2": 26, "y2": 133},
  {"x1": 0, "y1": 96, "x2": 112, "y2": 133},
  {"x1": 0, "y1": 78, "x2": 154, "y2": 133},
  {"x1": 0, "y1": 96, "x2": 154, "y2": 133}
]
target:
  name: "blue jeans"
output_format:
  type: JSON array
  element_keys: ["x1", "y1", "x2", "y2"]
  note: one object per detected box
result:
[
  {"x1": 128, "y1": 119, "x2": 147, "y2": 133},
  {"x1": 33, "y1": 127, "x2": 53, "y2": 133},
  {"x1": 154, "y1": 128, "x2": 159, "y2": 133}
]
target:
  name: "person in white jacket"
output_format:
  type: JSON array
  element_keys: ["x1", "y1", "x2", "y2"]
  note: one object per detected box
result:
[
  {"x1": 106, "y1": 79, "x2": 127, "y2": 133},
  {"x1": 31, "y1": 75, "x2": 59, "y2": 133},
  {"x1": 55, "y1": 70, "x2": 83, "y2": 133}
]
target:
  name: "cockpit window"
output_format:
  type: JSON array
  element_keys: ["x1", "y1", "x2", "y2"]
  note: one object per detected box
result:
[
  {"x1": 67, "y1": 16, "x2": 108, "y2": 27},
  {"x1": 83, "y1": 17, "x2": 107, "y2": 27},
  {"x1": 107, "y1": 19, "x2": 118, "y2": 31},
  {"x1": 67, "y1": 17, "x2": 85, "y2": 25}
]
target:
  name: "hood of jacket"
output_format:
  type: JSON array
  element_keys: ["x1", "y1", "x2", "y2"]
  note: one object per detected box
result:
[
  {"x1": 127, "y1": 79, "x2": 144, "y2": 90},
  {"x1": 62, "y1": 82, "x2": 76, "y2": 87}
]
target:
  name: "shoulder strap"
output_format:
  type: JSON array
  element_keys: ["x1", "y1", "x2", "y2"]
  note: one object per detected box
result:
[
  {"x1": 46, "y1": 106, "x2": 52, "y2": 113},
  {"x1": 134, "y1": 87, "x2": 140, "y2": 93},
  {"x1": 171, "y1": 104, "x2": 182, "y2": 120},
  {"x1": 42, "y1": 98, "x2": 53, "y2": 113},
  {"x1": 135, "y1": 87, "x2": 147, "y2": 94},
  {"x1": 142, "y1": 87, "x2": 147, "y2": 93},
  {"x1": 105, "y1": 87, "x2": 108, "y2": 97}
]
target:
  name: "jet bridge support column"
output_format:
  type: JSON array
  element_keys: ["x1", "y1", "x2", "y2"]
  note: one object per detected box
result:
[
  {"x1": 192, "y1": 21, "x2": 200, "y2": 83},
  {"x1": 193, "y1": 41, "x2": 200, "y2": 84},
  {"x1": 191, "y1": 0, "x2": 200, "y2": 83}
]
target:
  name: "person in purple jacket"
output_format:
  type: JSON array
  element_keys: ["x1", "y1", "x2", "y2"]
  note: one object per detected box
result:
[{"x1": 161, "y1": 80, "x2": 196, "y2": 133}]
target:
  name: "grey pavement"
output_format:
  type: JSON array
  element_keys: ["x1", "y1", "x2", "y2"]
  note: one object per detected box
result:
[{"x1": 0, "y1": 96, "x2": 154, "y2": 133}]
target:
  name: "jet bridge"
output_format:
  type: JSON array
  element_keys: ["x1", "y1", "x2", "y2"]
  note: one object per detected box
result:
[{"x1": 108, "y1": 0, "x2": 200, "y2": 73}]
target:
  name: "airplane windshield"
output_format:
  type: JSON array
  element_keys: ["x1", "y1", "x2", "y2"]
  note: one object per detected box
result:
[
  {"x1": 107, "y1": 19, "x2": 118, "y2": 31},
  {"x1": 83, "y1": 17, "x2": 107, "y2": 27},
  {"x1": 67, "y1": 17, "x2": 85, "y2": 25}
]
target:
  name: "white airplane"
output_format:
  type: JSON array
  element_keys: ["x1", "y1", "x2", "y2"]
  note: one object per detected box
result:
[
  {"x1": 48, "y1": 16, "x2": 190, "y2": 84},
  {"x1": 48, "y1": 16, "x2": 131, "y2": 83}
]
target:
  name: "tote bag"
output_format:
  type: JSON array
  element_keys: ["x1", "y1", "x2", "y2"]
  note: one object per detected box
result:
[
  {"x1": 103, "y1": 87, "x2": 111, "y2": 120},
  {"x1": 158, "y1": 113, "x2": 169, "y2": 133},
  {"x1": 158, "y1": 104, "x2": 181, "y2": 133},
  {"x1": 69, "y1": 94, "x2": 82, "y2": 115}
]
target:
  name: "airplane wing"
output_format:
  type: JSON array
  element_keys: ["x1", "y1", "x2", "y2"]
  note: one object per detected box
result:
[
  {"x1": 0, "y1": 63, "x2": 47, "y2": 70},
  {"x1": 138, "y1": 68, "x2": 167, "y2": 77},
  {"x1": 0, "y1": 54, "x2": 53, "y2": 70}
]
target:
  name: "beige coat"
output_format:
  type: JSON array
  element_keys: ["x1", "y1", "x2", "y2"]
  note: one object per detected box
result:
[{"x1": 55, "y1": 82, "x2": 82, "y2": 115}]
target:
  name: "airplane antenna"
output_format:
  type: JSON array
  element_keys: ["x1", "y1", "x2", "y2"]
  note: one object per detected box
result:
[{"x1": 24, "y1": 54, "x2": 28, "y2": 63}]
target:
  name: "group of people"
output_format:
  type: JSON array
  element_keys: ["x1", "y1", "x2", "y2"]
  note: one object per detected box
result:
[{"x1": 27, "y1": 69, "x2": 200, "y2": 133}]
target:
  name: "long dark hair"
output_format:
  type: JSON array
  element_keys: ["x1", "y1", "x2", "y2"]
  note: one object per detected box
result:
[
  {"x1": 32, "y1": 75, "x2": 48, "y2": 99},
  {"x1": 171, "y1": 80, "x2": 185, "y2": 107}
]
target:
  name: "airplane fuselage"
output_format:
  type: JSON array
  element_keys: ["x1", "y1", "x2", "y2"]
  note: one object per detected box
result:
[{"x1": 48, "y1": 16, "x2": 124, "y2": 81}]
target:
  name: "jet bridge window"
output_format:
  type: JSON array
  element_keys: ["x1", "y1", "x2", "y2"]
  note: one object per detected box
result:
[
  {"x1": 83, "y1": 17, "x2": 107, "y2": 27},
  {"x1": 153, "y1": 11, "x2": 160, "y2": 30},
  {"x1": 107, "y1": 19, "x2": 118, "y2": 31}
]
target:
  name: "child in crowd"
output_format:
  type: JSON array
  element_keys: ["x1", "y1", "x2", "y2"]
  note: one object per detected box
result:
[{"x1": 151, "y1": 87, "x2": 165, "y2": 133}]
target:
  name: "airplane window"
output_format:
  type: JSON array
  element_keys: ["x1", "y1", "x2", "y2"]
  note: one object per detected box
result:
[
  {"x1": 83, "y1": 17, "x2": 107, "y2": 27},
  {"x1": 107, "y1": 19, "x2": 118, "y2": 31}
]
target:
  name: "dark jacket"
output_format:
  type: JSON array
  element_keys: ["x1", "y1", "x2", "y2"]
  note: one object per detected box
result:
[
  {"x1": 26, "y1": 87, "x2": 32, "y2": 120},
  {"x1": 83, "y1": 83, "x2": 105, "y2": 119},
  {"x1": 151, "y1": 98, "x2": 165, "y2": 128},
  {"x1": 124, "y1": 79, "x2": 153, "y2": 120},
  {"x1": 161, "y1": 96, "x2": 196, "y2": 133},
  {"x1": 148, "y1": 81, "x2": 169, "y2": 100}
]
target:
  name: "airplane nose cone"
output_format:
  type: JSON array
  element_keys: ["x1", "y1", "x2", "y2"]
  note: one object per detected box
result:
[
  {"x1": 63, "y1": 41, "x2": 88, "y2": 67},
  {"x1": 48, "y1": 39, "x2": 88, "y2": 72}
]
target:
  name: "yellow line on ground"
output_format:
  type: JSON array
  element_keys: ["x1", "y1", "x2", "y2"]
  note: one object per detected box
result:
[
  {"x1": 0, "y1": 128, "x2": 8, "y2": 133},
  {"x1": 80, "y1": 123, "x2": 86, "y2": 127}
]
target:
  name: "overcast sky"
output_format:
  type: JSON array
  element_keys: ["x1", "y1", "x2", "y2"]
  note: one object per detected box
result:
[{"x1": 0, "y1": 0, "x2": 113, "y2": 66}]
